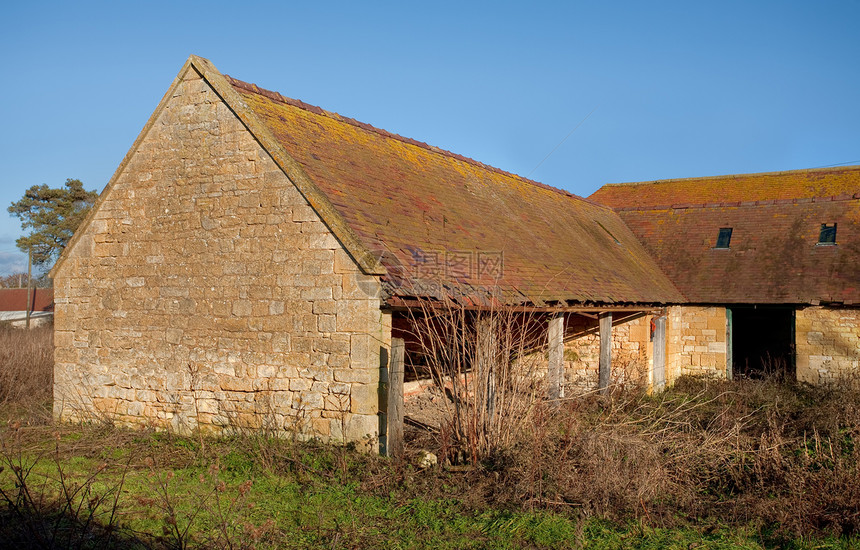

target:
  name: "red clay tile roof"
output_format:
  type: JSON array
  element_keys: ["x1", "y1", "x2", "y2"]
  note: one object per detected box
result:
[
  {"x1": 589, "y1": 168, "x2": 860, "y2": 304},
  {"x1": 0, "y1": 288, "x2": 54, "y2": 312},
  {"x1": 227, "y1": 77, "x2": 683, "y2": 306},
  {"x1": 591, "y1": 166, "x2": 860, "y2": 209}
]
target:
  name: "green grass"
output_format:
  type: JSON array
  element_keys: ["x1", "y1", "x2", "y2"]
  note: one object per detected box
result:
[{"x1": 2, "y1": 422, "x2": 859, "y2": 549}]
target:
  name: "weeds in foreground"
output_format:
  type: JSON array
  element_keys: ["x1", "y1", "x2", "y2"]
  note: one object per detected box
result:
[
  {"x1": 0, "y1": 324, "x2": 52, "y2": 410},
  {"x1": 467, "y1": 377, "x2": 860, "y2": 538},
  {"x1": 2, "y1": 385, "x2": 860, "y2": 548},
  {"x1": 3, "y1": 320, "x2": 860, "y2": 546},
  {"x1": 0, "y1": 421, "x2": 135, "y2": 549}
]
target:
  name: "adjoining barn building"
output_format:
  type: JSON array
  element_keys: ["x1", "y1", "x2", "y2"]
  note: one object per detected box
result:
[
  {"x1": 51, "y1": 56, "x2": 860, "y2": 447},
  {"x1": 0, "y1": 288, "x2": 54, "y2": 327},
  {"x1": 589, "y1": 168, "x2": 860, "y2": 384}
]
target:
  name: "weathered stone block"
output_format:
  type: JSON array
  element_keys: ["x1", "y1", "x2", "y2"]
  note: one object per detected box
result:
[
  {"x1": 333, "y1": 368, "x2": 375, "y2": 384},
  {"x1": 345, "y1": 414, "x2": 378, "y2": 446},
  {"x1": 342, "y1": 274, "x2": 381, "y2": 300},
  {"x1": 350, "y1": 383, "x2": 379, "y2": 415},
  {"x1": 293, "y1": 391, "x2": 323, "y2": 411},
  {"x1": 336, "y1": 300, "x2": 376, "y2": 332}
]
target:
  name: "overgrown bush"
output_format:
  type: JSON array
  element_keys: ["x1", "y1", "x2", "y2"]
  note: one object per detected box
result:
[
  {"x1": 472, "y1": 376, "x2": 860, "y2": 538},
  {"x1": 404, "y1": 301, "x2": 547, "y2": 464},
  {"x1": 0, "y1": 324, "x2": 53, "y2": 411}
]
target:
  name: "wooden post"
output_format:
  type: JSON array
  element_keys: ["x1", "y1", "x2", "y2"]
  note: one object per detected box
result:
[
  {"x1": 547, "y1": 313, "x2": 565, "y2": 404},
  {"x1": 598, "y1": 312, "x2": 612, "y2": 395},
  {"x1": 25, "y1": 247, "x2": 32, "y2": 329},
  {"x1": 652, "y1": 315, "x2": 666, "y2": 391},
  {"x1": 475, "y1": 315, "x2": 497, "y2": 422},
  {"x1": 725, "y1": 308, "x2": 733, "y2": 380},
  {"x1": 387, "y1": 338, "x2": 405, "y2": 459}
]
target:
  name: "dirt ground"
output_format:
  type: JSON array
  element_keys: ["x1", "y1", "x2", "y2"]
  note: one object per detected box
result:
[{"x1": 403, "y1": 379, "x2": 448, "y2": 430}]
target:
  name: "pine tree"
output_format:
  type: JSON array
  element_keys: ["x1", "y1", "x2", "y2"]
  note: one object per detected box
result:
[{"x1": 8, "y1": 178, "x2": 98, "y2": 267}]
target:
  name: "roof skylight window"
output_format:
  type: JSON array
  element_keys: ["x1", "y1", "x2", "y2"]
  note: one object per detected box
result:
[
  {"x1": 714, "y1": 227, "x2": 732, "y2": 249},
  {"x1": 818, "y1": 223, "x2": 837, "y2": 245}
]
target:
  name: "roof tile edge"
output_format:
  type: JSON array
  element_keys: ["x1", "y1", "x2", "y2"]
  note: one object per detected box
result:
[{"x1": 603, "y1": 164, "x2": 860, "y2": 188}]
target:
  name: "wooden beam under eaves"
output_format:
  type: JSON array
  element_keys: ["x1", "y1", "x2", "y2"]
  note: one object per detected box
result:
[{"x1": 387, "y1": 297, "x2": 665, "y2": 315}]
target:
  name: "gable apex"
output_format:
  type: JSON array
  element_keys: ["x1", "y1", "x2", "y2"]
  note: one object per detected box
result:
[
  {"x1": 51, "y1": 55, "x2": 385, "y2": 279},
  {"x1": 184, "y1": 56, "x2": 386, "y2": 277},
  {"x1": 50, "y1": 57, "x2": 200, "y2": 278}
]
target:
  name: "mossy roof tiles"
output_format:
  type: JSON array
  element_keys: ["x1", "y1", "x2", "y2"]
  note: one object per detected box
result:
[
  {"x1": 589, "y1": 168, "x2": 860, "y2": 304},
  {"x1": 226, "y1": 76, "x2": 682, "y2": 306},
  {"x1": 592, "y1": 166, "x2": 860, "y2": 210}
]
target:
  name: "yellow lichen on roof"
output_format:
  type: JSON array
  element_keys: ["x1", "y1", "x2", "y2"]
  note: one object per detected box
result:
[
  {"x1": 228, "y1": 77, "x2": 682, "y2": 305},
  {"x1": 592, "y1": 166, "x2": 860, "y2": 209}
]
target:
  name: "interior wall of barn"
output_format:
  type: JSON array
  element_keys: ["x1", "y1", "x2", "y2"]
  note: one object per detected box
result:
[
  {"x1": 562, "y1": 313, "x2": 653, "y2": 391},
  {"x1": 665, "y1": 306, "x2": 729, "y2": 383}
]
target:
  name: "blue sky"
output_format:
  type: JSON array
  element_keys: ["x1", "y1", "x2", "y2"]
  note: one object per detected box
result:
[{"x1": 1, "y1": 0, "x2": 858, "y2": 276}]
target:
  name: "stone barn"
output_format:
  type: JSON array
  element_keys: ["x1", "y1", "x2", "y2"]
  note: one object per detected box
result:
[
  {"x1": 590, "y1": 167, "x2": 860, "y2": 383},
  {"x1": 50, "y1": 56, "x2": 683, "y2": 448},
  {"x1": 51, "y1": 56, "x2": 860, "y2": 448}
]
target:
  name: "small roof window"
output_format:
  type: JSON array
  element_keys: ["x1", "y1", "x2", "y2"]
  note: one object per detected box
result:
[
  {"x1": 714, "y1": 227, "x2": 732, "y2": 249},
  {"x1": 818, "y1": 223, "x2": 837, "y2": 245}
]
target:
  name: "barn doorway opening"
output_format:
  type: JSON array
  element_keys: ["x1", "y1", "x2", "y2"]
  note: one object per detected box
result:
[{"x1": 729, "y1": 306, "x2": 795, "y2": 379}]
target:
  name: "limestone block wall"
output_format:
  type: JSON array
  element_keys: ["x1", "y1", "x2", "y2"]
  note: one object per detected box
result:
[
  {"x1": 796, "y1": 307, "x2": 860, "y2": 384},
  {"x1": 563, "y1": 314, "x2": 652, "y2": 391},
  {"x1": 53, "y1": 67, "x2": 389, "y2": 446},
  {"x1": 665, "y1": 306, "x2": 728, "y2": 382}
]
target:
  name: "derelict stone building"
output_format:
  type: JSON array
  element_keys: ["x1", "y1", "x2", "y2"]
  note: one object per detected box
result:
[{"x1": 51, "y1": 56, "x2": 859, "y2": 447}]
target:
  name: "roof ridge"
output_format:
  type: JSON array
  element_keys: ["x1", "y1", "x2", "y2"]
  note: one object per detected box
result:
[
  {"x1": 604, "y1": 165, "x2": 860, "y2": 188},
  {"x1": 223, "y1": 75, "x2": 598, "y2": 206},
  {"x1": 613, "y1": 192, "x2": 860, "y2": 212}
]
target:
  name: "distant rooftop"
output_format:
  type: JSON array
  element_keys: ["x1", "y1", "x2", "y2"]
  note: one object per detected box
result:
[
  {"x1": 592, "y1": 165, "x2": 860, "y2": 211},
  {"x1": 589, "y1": 168, "x2": 860, "y2": 305}
]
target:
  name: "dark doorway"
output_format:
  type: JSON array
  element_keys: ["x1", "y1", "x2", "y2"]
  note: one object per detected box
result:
[{"x1": 729, "y1": 307, "x2": 795, "y2": 379}]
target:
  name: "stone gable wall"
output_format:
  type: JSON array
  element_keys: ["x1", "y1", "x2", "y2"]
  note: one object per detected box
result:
[
  {"x1": 796, "y1": 307, "x2": 860, "y2": 385},
  {"x1": 53, "y1": 68, "x2": 389, "y2": 447}
]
